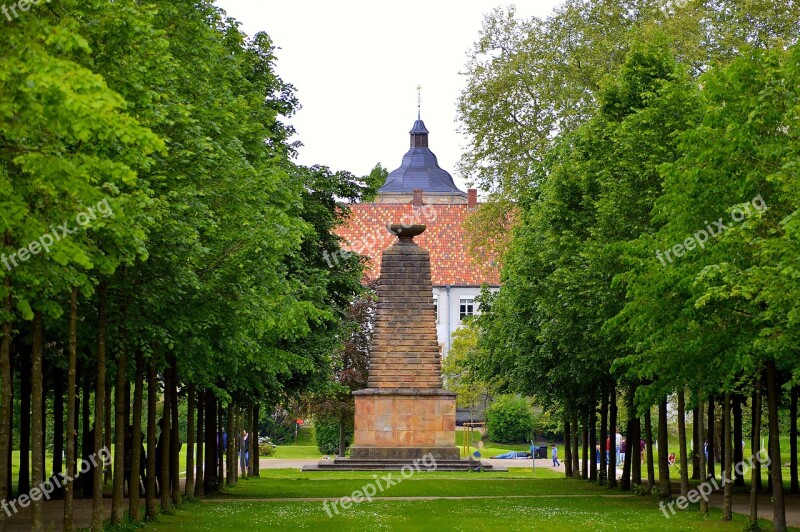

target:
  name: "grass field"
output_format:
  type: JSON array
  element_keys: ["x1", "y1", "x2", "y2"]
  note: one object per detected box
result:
[{"x1": 144, "y1": 468, "x2": 786, "y2": 531}]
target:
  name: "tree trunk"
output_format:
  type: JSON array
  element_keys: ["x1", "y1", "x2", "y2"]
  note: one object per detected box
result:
[
  {"x1": 657, "y1": 398, "x2": 671, "y2": 499},
  {"x1": 145, "y1": 356, "x2": 157, "y2": 519},
  {"x1": 185, "y1": 384, "x2": 195, "y2": 497},
  {"x1": 621, "y1": 417, "x2": 632, "y2": 491},
  {"x1": 698, "y1": 396, "x2": 707, "y2": 516},
  {"x1": 571, "y1": 412, "x2": 579, "y2": 479},
  {"x1": 112, "y1": 322, "x2": 127, "y2": 524},
  {"x1": 194, "y1": 390, "x2": 204, "y2": 498},
  {"x1": 766, "y1": 360, "x2": 787, "y2": 531},
  {"x1": 790, "y1": 387, "x2": 798, "y2": 494},
  {"x1": 719, "y1": 403, "x2": 725, "y2": 476},
  {"x1": 631, "y1": 415, "x2": 641, "y2": 487},
  {"x1": 253, "y1": 404, "x2": 260, "y2": 477},
  {"x1": 599, "y1": 386, "x2": 608, "y2": 485},
  {"x1": 233, "y1": 407, "x2": 239, "y2": 483},
  {"x1": 6, "y1": 366, "x2": 14, "y2": 500},
  {"x1": 0, "y1": 275, "x2": 11, "y2": 511},
  {"x1": 53, "y1": 376, "x2": 64, "y2": 476},
  {"x1": 564, "y1": 414, "x2": 572, "y2": 478},
  {"x1": 129, "y1": 348, "x2": 144, "y2": 521},
  {"x1": 41, "y1": 381, "x2": 46, "y2": 477},
  {"x1": 707, "y1": 396, "x2": 715, "y2": 479},
  {"x1": 226, "y1": 403, "x2": 234, "y2": 485},
  {"x1": 338, "y1": 416, "x2": 346, "y2": 458},
  {"x1": 19, "y1": 343, "x2": 31, "y2": 495},
  {"x1": 64, "y1": 287, "x2": 78, "y2": 531},
  {"x1": 218, "y1": 403, "x2": 224, "y2": 482},
  {"x1": 248, "y1": 406, "x2": 256, "y2": 477},
  {"x1": 733, "y1": 395, "x2": 744, "y2": 488},
  {"x1": 608, "y1": 384, "x2": 617, "y2": 488},
  {"x1": 645, "y1": 408, "x2": 655, "y2": 494},
  {"x1": 81, "y1": 371, "x2": 90, "y2": 493},
  {"x1": 104, "y1": 377, "x2": 111, "y2": 485},
  {"x1": 92, "y1": 283, "x2": 108, "y2": 532},
  {"x1": 677, "y1": 389, "x2": 689, "y2": 497},
  {"x1": 31, "y1": 312, "x2": 44, "y2": 530},
  {"x1": 589, "y1": 405, "x2": 597, "y2": 483},
  {"x1": 722, "y1": 392, "x2": 732, "y2": 520},
  {"x1": 72, "y1": 378, "x2": 79, "y2": 478},
  {"x1": 169, "y1": 357, "x2": 180, "y2": 507},
  {"x1": 621, "y1": 391, "x2": 635, "y2": 491},
  {"x1": 160, "y1": 363, "x2": 171, "y2": 511},
  {"x1": 203, "y1": 391, "x2": 217, "y2": 494},
  {"x1": 581, "y1": 418, "x2": 588, "y2": 481},
  {"x1": 767, "y1": 434, "x2": 773, "y2": 494},
  {"x1": 692, "y1": 404, "x2": 701, "y2": 480},
  {"x1": 750, "y1": 375, "x2": 762, "y2": 527}
]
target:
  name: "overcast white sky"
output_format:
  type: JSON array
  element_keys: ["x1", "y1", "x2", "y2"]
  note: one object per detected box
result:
[{"x1": 214, "y1": 1, "x2": 563, "y2": 190}]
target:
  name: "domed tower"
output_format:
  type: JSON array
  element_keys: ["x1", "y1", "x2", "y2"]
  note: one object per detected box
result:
[{"x1": 375, "y1": 116, "x2": 467, "y2": 205}]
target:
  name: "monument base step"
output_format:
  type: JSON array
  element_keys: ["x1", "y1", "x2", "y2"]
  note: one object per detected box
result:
[
  {"x1": 301, "y1": 458, "x2": 507, "y2": 472},
  {"x1": 350, "y1": 445, "x2": 460, "y2": 461}
]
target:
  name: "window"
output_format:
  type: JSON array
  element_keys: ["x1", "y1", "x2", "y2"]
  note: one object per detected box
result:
[
  {"x1": 433, "y1": 297, "x2": 439, "y2": 322},
  {"x1": 459, "y1": 298, "x2": 475, "y2": 321}
]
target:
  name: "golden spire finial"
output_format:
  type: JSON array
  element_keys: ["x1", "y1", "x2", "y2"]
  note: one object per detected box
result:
[{"x1": 417, "y1": 84, "x2": 422, "y2": 119}]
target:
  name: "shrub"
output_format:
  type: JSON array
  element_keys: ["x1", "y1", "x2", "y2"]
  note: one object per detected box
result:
[
  {"x1": 259, "y1": 436, "x2": 276, "y2": 457},
  {"x1": 486, "y1": 394, "x2": 535, "y2": 444},
  {"x1": 314, "y1": 416, "x2": 352, "y2": 455}
]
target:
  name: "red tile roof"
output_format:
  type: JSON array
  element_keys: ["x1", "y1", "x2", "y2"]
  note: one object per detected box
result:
[{"x1": 336, "y1": 203, "x2": 500, "y2": 286}]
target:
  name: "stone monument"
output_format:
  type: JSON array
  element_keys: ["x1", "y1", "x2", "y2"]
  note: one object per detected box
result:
[{"x1": 350, "y1": 224, "x2": 459, "y2": 461}]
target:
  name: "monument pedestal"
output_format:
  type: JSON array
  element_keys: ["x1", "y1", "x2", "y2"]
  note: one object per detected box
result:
[{"x1": 351, "y1": 388, "x2": 459, "y2": 461}]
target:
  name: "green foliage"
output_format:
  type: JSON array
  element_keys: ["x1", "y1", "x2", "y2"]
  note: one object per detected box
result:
[
  {"x1": 0, "y1": 2, "x2": 380, "y2": 505},
  {"x1": 442, "y1": 319, "x2": 494, "y2": 410},
  {"x1": 313, "y1": 416, "x2": 352, "y2": 455},
  {"x1": 485, "y1": 395, "x2": 535, "y2": 444},
  {"x1": 531, "y1": 408, "x2": 560, "y2": 440}
]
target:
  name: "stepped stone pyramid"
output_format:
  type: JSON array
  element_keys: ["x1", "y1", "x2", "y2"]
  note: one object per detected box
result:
[{"x1": 350, "y1": 224, "x2": 459, "y2": 460}]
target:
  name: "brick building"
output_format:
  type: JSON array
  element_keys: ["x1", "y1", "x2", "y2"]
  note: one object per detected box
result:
[{"x1": 337, "y1": 116, "x2": 500, "y2": 358}]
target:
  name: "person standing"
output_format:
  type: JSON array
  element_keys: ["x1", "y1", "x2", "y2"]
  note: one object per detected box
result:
[
  {"x1": 552, "y1": 444, "x2": 560, "y2": 467},
  {"x1": 239, "y1": 429, "x2": 249, "y2": 477},
  {"x1": 615, "y1": 428, "x2": 622, "y2": 466}
]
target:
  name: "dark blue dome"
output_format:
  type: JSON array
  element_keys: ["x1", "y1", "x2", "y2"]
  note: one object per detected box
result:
[{"x1": 378, "y1": 119, "x2": 465, "y2": 196}]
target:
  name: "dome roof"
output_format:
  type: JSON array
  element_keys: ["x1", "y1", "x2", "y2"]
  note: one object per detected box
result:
[{"x1": 378, "y1": 119, "x2": 465, "y2": 196}]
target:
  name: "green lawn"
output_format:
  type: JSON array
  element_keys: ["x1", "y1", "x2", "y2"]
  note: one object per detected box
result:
[
  {"x1": 268, "y1": 425, "x2": 327, "y2": 459},
  {"x1": 144, "y1": 468, "x2": 784, "y2": 531},
  {"x1": 211, "y1": 470, "x2": 576, "y2": 500}
]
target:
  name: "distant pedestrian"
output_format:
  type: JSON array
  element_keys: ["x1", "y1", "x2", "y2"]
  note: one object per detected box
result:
[
  {"x1": 239, "y1": 429, "x2": 249, "y2": 477},
  {"x1": 552, "y1": 444, "x2": 560, "y2": 467}
]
